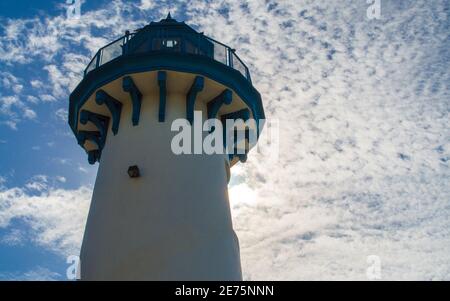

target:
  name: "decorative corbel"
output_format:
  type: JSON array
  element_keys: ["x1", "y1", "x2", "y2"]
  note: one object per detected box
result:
[
  {"x1": 158, "y1": 71, "x2": 167, "y2": 122},
  {"x1": 186, "y1": 76, "x2": 204, "y2": 124},
  {"x1": 87, "y1": 150, "x2": 101, "y2": 165},
  {"x1": 79, "y1": 110, "x2": 110, "y2": 146},
  {"x1": 206, "y1": 89, "x2": 233, "y2": 133},
  {"x1": 77, "y1": 130, "x2": 103, "y2": 149},
  {"x1": 95, "y1": 90, "x2": 122, "y2": 135},
  {"x1": 122, "y1": 76, "x2": 142, "y2": 126},
  {"x1": 221, "y1": 108, "x2": 251, "y2": 161}
]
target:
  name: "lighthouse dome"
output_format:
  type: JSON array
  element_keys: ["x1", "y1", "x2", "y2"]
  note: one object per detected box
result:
[{"x1": 125, "y1": 13, "x2": 214, "y2": 59}]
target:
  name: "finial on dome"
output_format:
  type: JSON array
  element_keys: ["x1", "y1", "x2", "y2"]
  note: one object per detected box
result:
[{"x1": 160, "y1": 12, "x2": 176, "y2": 23}]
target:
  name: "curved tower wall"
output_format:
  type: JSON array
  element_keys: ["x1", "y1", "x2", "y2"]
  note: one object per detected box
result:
[{"x1": 80, "y1": 72, "x2": 242, "y2": 280}]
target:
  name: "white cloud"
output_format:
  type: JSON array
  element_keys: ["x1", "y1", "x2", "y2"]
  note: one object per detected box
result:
[
  {"x1": 0, "y1": 95, "x2": 19, "y2": 115},
  {"x1": 0, "y1": 72, "x2": 21, "y2": 91},
  {"x1": 138, "y1": 0, "x2": 155, "y2": 10},
  {"x1": 23, "y1": 108, "x2": 37, "y2": 119},
  {"x1": 12, "y1": 84, "x2": 23, "y2": 94},
  {"x1": 0, "y1": 266, "x2": 61, "y2": 281},
  {"x1": 2, "y1": 120, "x2": 18, "y2": 130},
  {"x1": 1, "y1": 228, "x2": 25, "y2": 246},
  {"x1": 0, "y1": 0, "x2": 152, "y2": 108},
  {"x1": 55, "y1": 108, "x2": 68, "y2": 122},
  {"x1": 30, "y1": 80, "x2": 44, "y2": 89},
  {"x1": 56, "y1": 176, "x2": 67, "y2": 183},
  {"x1": 25, "y1": 175, "x2": 48, "y2": 191},
  {"x1": 186, "y1": 0, "x2": 450, "y2": 280},
  {"x1": 78, "y1": 165, "x2": 89, "y2": 174},
  {"x1": 229, "y1": 175, "x2": 257, "y2": 217},
  {"x1": 55, "y1": 158, "x2": 70, "y2": 165},
  {"x1": 26, "y1": 95, "x2": 39, "y2": 104},
  {"x1": 39, "y1": 94, "x2": 57, "y2": 102},
  {"x1": 43, "y1": 65, "x2": 69, "y2": 99},
  {"x1": 0, "y1": 179, "x2": 92, "y2": 256},
  {"x1": 0, "y1": 95, "x2": 37, "y2": 128}
]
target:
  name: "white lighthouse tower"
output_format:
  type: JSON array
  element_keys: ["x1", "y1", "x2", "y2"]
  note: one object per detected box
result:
[{"x1": 68, "y1": 14, "x2": 265, "y2": 280}]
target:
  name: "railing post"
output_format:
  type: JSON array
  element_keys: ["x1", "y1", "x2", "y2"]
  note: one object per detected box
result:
[
  {"x1": 95, "y1": 50, "x2": 101, "y2": 68},
  {"x1": 123, "y1": 30, "x2": 130, "y2": 55},
  {"x1": 228, "y1": 48, "x2": 235, "y2": 68}
]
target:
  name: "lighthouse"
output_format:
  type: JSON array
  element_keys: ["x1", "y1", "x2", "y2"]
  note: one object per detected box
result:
[{"x1": 68, "y1": 14, "x2": 265, "y2": 280}]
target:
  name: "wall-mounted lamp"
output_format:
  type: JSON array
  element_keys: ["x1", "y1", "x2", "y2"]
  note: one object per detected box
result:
[{"x1": 127, "y1": 165, "x2": 140, "y2": 178}]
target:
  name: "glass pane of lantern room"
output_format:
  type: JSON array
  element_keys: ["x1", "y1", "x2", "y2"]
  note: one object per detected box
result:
[
  {"x1": 212, "y1": 40, "x2": 227, "y2": 65},
  {"x1": 100, "y1": 39, "x2": 124, "y2": 66}
]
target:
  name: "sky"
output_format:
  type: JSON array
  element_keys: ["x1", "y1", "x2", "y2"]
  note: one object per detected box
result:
[{"x1": 0, "y1": 0, "x2": 449, "y2": 280}]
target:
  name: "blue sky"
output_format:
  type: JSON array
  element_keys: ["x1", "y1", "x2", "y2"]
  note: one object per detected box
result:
[
  {"x1": 0, "y1": 0, "x2": 449, "y2": 280},
  {"x1": 0, "y1": 1, "x2": 83, "y2": 280}
]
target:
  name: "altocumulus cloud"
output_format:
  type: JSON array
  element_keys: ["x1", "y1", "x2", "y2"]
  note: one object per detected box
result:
[
  {"x1": 189, "y1": 0, "x2": 450, "y2": 280},
  {"x1": 0, "y1": 266, "x2": 61, "y2": 281},
  {"x1": 0, "y1": 0, "x2": 449, "y2": 280},
  {"x1": 0, "y1": 177, "x2": 91, "y2": 256}
]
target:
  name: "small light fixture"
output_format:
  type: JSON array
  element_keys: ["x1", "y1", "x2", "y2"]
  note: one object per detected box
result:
[{"x1": 127, "y1": 165, "x2": 140, "y2": 178}]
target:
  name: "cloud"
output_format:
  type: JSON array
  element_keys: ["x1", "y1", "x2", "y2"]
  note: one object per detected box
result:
[
  {"x1": 0, "y1": 178, "x2": 92, "y2": 256},
  {"x1": 1, "y1": 72, "x2": 22, "y2": 92},
  {"x1": 191, "y1": 0, "x2": 450, "y2": 280},
  {"x1": 30, "y1": 80, "x2": 44, "y2": 89},
  {"x1": 55, "y1": 108, "x2": 68, "y2": 122},
  {"x1": 39, "y1": 94, "x2": 57, "y2": 102},
  {"x1": 23, "y1": 108, "x2": 37, "y2": 119},
  {"x1": 25, "y1": 175, "x2": 48, "y2": 191},
  {"x1": 0, "y1": 95, "x2": 19, "y2": 115},
  {"x1": 78, "y1": 165, "x2": 89, "y2": 174},
  {"x1": 43, "y1": 65, "x2": 72, "y2": 99},
  {"x1": 0, "y1": 266, "x2": 61, "y2": 281},
  {"x1": 56, "y1": 176, "x2": 67, "y2": 183},
  {"x1": 26, "y1": 95, "x2": 39, "y2": 104},
  {"x1": 138, "y1": 0, "x2": 155, "y2": 10},
  {"x1": 0, "y1": 94, "x2": 37, "y2": 129},
  {"x1": 0, "y1": 0, "x2": 156, "y2": 129},
  {"x1": 2, "y1": 120, "x2": 18, "y2": 130},
  {"x1": 1, "y1": 228, "x2": 25, "y2": 246}
]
